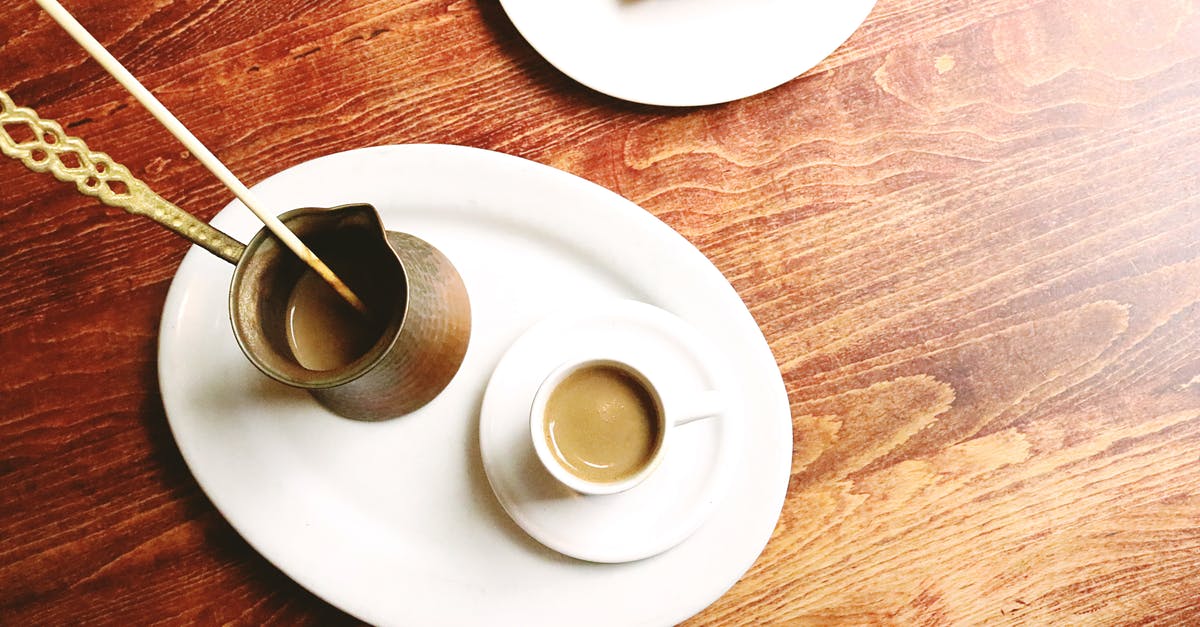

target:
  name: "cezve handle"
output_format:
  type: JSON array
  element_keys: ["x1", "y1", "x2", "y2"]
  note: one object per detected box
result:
[{"x1": 0, "y1": 89, "x2": 244, "y2": 264}]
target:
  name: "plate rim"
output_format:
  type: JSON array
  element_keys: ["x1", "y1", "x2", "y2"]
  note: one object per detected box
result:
[{"x1": 496, "y1": 0, "x2": 878, "y2": 106}]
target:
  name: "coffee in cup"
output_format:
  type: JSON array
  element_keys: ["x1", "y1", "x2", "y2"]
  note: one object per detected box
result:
[
  {"x1": 530, "y1": 357, "x2": 722, "y2": 495},
  {"x1": 542, "y1": 363, "x2": 663, "y2": 484}
]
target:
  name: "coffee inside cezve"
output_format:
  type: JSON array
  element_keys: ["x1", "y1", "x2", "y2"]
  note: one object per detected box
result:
[
  {"x1": 283, "y1": 233, "x2": 391, "y2": 372},
  {"x1": 543, "y1": 365, "x2": 662, "y2": 483},
  {"x1": 284, "y1": 269, "x2": 382, "y2": 371}
]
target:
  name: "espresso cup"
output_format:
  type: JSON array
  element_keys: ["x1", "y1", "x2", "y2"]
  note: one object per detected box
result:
[
  {"x1": 229, "y1": 203, "x2": 471, "y2": 421},
  {"x1": 529, "y1": 356, "x2": 722, "y2": 495}
]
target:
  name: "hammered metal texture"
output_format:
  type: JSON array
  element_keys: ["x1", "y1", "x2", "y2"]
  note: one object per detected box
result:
[
  {"x1": 312, "y1": 231, "x2": 471, "y2": 421},
  {"x1": 229, "y1": 205, "x2": 470, "y2": 421}
]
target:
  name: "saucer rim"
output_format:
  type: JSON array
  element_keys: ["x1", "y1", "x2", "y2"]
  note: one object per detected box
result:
[{"x1": 479, "y1": 300, "x2": 741, "y2": 563}]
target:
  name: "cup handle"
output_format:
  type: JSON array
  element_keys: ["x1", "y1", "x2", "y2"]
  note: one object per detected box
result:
[{"x1": 671, "y1": 390, "x2": 726, "y2": 426}]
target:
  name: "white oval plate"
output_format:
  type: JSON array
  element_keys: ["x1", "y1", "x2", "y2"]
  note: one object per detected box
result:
[
  {"x1": 498, "y1": 0, "x2": 877, "y2": 106},
  {"x1": 158, "y1": 144, "x2": 791, "y2": 626}
]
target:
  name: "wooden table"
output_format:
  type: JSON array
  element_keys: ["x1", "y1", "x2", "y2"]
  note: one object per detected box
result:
[{"x1": 3, "y1": 0, "x2": 1198, "y2": 623}]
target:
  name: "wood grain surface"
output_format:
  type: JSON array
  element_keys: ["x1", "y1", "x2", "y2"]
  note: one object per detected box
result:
[{"x1": 2, "y1": 0, "x2": 1199, "y2": 624}]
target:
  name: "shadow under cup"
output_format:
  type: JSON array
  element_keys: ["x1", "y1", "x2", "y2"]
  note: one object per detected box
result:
[{"x1": 229, "y1": 205, "x2": 471, "y2": 421}]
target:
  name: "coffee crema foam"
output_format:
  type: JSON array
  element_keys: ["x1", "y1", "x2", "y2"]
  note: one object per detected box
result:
[{"x1": 543, "y1": 365, "x2": 661, "y2": 484}]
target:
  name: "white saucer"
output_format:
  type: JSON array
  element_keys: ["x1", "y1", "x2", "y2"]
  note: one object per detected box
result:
[
  {"x1": 481, "y1": 300, "x2": 740, "y2": 563},
  {"x1": 159, "y1": 145, "x2": 791, "y2": 626},
  {"x1": 498, "y1": 0, "x2": 877, "y2": 106}
]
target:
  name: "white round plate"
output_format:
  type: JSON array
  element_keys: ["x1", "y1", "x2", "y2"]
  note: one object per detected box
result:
[
  {"x1": 498, "y1": 0, "x2": 877, "y2": 107},
  {"x1": 159, "y1": 144, "x2": 791, "y2": 627},
  {"x1": 480, "y1": 300, "x2": 742, "y2": 563}
]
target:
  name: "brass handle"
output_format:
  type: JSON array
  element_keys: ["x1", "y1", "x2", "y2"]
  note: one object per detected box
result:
[{"x1": 0, "y1": 89, "x2": 244, "y2": 264}]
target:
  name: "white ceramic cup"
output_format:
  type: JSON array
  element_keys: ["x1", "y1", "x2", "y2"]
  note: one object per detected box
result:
[{"x1": 529, "y1": 356, "x2": 723, "y2": 495}]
